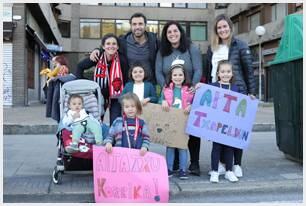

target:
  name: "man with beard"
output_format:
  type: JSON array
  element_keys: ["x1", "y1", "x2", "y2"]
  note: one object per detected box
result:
[{"x1": 90, "y1": 12, "x2": 159, "y2": 84}]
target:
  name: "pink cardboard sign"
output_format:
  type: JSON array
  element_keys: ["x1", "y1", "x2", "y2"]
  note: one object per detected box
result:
[{"x1": 93, "y1": 145, "x2": 169, "y2": 203}]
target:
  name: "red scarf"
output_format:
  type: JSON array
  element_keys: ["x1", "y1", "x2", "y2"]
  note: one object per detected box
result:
[{"x1": 94, "y1": 52, "x2": 124, "y2": 98}]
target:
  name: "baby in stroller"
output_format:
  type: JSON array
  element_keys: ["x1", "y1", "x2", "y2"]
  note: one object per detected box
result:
[
  {"x1": 53, "y1": 79, "x2": 106, "y2": 184},
  {"x1": 62, "y1": 94, "x2": 103, "y2": 153}
]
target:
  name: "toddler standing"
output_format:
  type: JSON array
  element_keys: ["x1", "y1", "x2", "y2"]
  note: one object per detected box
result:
[{"x1": 104, "y1": 92, "x2": 150, "y2": 156}]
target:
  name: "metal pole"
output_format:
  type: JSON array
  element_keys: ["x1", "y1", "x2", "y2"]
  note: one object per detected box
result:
[{"x1": 258, "y1": 37, "x2": 262, "y2": 101}]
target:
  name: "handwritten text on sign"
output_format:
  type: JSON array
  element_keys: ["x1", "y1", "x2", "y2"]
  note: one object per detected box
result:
[
  {"x1": 186, "y1": 84, "x2": 258, "y2": 149},
  {"x1": 93, "y1": 146, "x2": 169, "y2": 203}
]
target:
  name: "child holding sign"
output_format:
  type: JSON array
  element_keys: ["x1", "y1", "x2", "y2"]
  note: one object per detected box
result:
[
  {"x1": 160, "y1": 60, "x2": 194, "y2": 180},
  {"x1": 104, "y1": 92, "x2": 150, "y2": 156},
  {"x1": 196, "y1": 60, "x2": 239, "y2": 182},
  {"x1": 121, "y1": 61, "x2": 158, "y2": 105}
]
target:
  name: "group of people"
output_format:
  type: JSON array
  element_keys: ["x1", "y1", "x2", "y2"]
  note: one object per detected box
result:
[{"x1": 54, "y1": 12, "x2": 256, "y2": 183}]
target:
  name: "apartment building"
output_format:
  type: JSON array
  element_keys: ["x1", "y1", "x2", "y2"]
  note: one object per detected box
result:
[{"x1": 3, "y1": 3, "x2": 303, "y2": 106}]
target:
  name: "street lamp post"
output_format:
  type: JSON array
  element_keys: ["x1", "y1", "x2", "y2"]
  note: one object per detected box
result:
[{"x1": 255, "y1": 26, "x2": 266, "y2": 101}]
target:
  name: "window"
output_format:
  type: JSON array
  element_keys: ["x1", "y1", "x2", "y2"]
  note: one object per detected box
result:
[
  {"x1": 174, "y1": 3, "x2": 186, "y2": 8},
  {"x1": 116, "y1": 3, "x2": 129, "y2": 7},
  {"x1": 3, "y1": 5, "x2": 12, "y2": 21},
  {"x1": 233, "y1": 21, "x2": 239, "y2": 35},
  {"x1": 80, "y1": 3, "x2": 99, "y2": 5},
  {"x1": 80, "y1": 19, "x2": 101, "y2": 39},
  {"x1": 116, "y1": 20, "x2": 130, "y2": 36},
  {"x1": 101, "y1": 20, "x2": 115, "y2": 36},
  {"x1": 102, "y1": 3, "x2": 115, "y2": 6},
  {"x1": 160, "y1": 3, "x2": 172, "y2": 7},
  {"x1": 271, "y1": 4, "x2": 287, "y2": 21},
  {"x1": 130, "y1": 3, "x2": 144, "y2": 7},
  {"x1": 58, "y1": 20, "x2": 71, "y2": 38},
  {"x1": 146, "y1": 21, "x2": 158, "y2": 33},
  {"x1": 190, "y1": 22, "x2": 207, "y2": 41},
  {"x1": 249, "y1": 12, "x2": 260, "y2": 31},
  {"x1": 187, "y1": 3, "x2": 207, "y2": 9},
  {"x1": 144, "y1": 3, "x2": 158, "y2": 7}
]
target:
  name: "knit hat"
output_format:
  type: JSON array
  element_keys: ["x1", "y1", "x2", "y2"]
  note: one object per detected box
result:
[
  {"x1": 171, "y1": 58, "x2": 185, "y2": 66},
  {"x1": 170, "y1": 58, "x2": 185, "y2": 70}
]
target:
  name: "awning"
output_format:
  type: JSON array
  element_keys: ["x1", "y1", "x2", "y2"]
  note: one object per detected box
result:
[{"x1": 26, "y1": 24, "x2": 48, "y2": 51}]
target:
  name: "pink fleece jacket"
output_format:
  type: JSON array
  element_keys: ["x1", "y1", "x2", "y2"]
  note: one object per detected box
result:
[{"x1": 163, "y1": 83, "x2": 194, "y2": 109}]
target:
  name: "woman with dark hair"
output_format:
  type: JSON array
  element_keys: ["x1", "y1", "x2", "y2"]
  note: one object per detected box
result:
[
  {"x1": 155, "y1": 21, "x2": 203, "y2": 176},
  {"x1": 204, "y1": 14, "x2": 256, "y2": 178},
  {"x1": 76, "y1": 33, "x2": 128, "y2": 125}
]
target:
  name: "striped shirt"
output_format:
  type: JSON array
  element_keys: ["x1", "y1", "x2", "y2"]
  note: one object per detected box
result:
[{"x1": 104, "y1": 117, "x2": 150, "y2": 149}]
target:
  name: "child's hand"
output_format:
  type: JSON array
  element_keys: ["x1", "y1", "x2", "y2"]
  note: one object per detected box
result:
[
  {"x1": 140, "y1": 147, "x2": 148, "y2": 156},
  {"x1": 248, "y1": 94, "x2": 256, "y2": 100},
  {"x1": 195, "y1": 82, "x2": 204, "y2": 90},
  {"x1": 188, "y1": 86, "x2": 196, "y2": 93},
  {"x1": 105, "y1": 142, "x2": 113, "y2": 153},
  {"x1": 72, "y1": 112, "x2": 80, "y2": 119},
  {"x1": 142, "y1": 98, "x2": 150, "y2": 106},
  {"x1": 162, "y1": 100, "x2": 170, "y2": 112},
  {"x1": 184, "y1": 105, "x2": 191, "y2": 115}
]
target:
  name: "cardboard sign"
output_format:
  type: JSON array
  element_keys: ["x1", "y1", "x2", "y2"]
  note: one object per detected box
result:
[
  {"x1": 93, "y1": 146, "x2": 169, "y2": 203},
  {"x1": 186, "y1": 84, "x2": 258, "y2": 149},
  {"x1": 141, "y1": 103, "x2": 189, "y2": 149}
]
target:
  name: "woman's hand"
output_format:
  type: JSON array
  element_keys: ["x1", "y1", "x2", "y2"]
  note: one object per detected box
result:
[
  {"x1": 195, "y1": 82, "x2": 205, "y2": 90},
  {"x1": 90, "y1": 49, "x2": 100, "y2": 62},
  {"x1": 188, "y1": 86, "x2": 196, "y2": 93},
  {"x1": 139, "y1": 147, "x2": 148, "y2": 156},
  {"x1": 141, "y1": 98, "x2": 150, "y2": 106},
  {"x1": 184, "y1": 105, "x2": 192, "y2": 115},
  {"x1": 161, "y1": 100, "x2": 170, "y2": 112},
  {"x1": 105, "y1": 142, "x2": 113, "y2": 153},
  {"x1": 248, "y1": 94, "x2": 256, "y2": 100}
]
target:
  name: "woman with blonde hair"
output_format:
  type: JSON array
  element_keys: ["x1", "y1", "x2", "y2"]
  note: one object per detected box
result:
[{"x1": 204, "y1": 14, "x2": 256, "y2": 178}]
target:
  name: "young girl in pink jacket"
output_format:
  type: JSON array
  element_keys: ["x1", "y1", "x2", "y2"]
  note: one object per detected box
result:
[{"x1": 160, "y1": 59, "x2": 194, "y2": 179}]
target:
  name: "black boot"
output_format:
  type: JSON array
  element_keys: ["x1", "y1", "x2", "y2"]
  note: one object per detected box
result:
[{"x1": 188, "y1": 161, "x2": 200, "y2": 176}]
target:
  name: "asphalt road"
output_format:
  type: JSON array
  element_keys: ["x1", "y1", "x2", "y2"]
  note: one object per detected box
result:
[{"x1": 3, "y1": 132, "x2": 303, "y2": 203}]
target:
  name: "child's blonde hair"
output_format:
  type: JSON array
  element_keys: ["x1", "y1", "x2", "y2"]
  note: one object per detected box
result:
[
  {"x1": 120, "y1": 92, "x2": 142, "y2": 115},
  {"x1": 216, "y1": 60, "x2": 235, "y2": 83}
]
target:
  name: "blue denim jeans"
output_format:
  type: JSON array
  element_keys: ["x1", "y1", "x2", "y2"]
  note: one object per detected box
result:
[{"x1": 166, "y1": 147, "x2": 188, "y2": 172}]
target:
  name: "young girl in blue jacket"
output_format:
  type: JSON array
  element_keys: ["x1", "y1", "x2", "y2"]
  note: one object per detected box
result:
[{"x1": 121, "y1": 61, "x2": 158, "y2": 105}]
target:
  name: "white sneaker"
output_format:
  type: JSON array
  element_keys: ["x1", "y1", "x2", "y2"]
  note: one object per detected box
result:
[
  {"x1": 210, "y1": 171, "x2": 219, "y2": 183},
  {"x1": 225, "y1": 171, "x2": 239, "y2": 182},
  {"x1": 233, "y1": 165, "x2": 243, "y2": 177},
  {"x1": 208, "y1": 163, "x2": 226, "y2": 175},
  {"x1": 218, "y1": 163, "x2": 226, "y2": 175}
]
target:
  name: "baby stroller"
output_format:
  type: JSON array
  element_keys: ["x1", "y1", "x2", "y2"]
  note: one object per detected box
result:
[{"x1": 52, "y1": 79, "x2": 105, "y2": 184}]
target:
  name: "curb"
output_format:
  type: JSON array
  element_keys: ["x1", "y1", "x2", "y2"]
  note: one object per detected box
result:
[
  {"x1": 3, "y1": 124, "x2": 58, "y2": 135},
  {"x1": 4, "y1": 176, "x2": 301, "y2": 203},
  {"x1": 3, "y1": 123, "x2": 275, "y2": 135},
  {"x1": 169, "y1": 178, "x2": 302, "y2": 197}
]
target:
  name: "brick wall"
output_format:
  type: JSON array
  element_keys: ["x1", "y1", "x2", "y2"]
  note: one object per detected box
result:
[{"x1": 12, "y1": 4, "x2": 26, "y2": 106}]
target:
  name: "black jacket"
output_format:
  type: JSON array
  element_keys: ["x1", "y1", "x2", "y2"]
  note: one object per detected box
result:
[
  {"x1": 75, "y1": 51, "x2": 129, "y2": 84},
  {"x1": 118, "y1": 32, "x2": 159, "y2": 83},
  {"x1": 204, "y1": 37, "x2": 256, "y2": 95}
]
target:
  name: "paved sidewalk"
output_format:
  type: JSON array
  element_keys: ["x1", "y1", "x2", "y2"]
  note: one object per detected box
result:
[
  {"x1": 3, "y1": 102, "x2": 275, "y2": 134},
  {"x1": 3, "y1": 132, "x2": 302, "y2": 203}
]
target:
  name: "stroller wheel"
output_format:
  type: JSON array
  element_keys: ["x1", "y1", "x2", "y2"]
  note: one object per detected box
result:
[{"x1": 52, "y1": 166, "x2": 62, "y2": 184}]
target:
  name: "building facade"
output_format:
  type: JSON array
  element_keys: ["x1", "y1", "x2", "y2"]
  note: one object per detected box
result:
[
  {"x1": 2, "y1": 3, "x2": 303, "y2": 106},
  {"x1": 3, "y1": 3, "x2": 62, "y2": 106}
]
